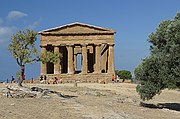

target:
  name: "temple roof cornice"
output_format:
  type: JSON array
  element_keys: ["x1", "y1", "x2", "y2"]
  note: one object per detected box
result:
[{"x1": 38, "y1": 22, "x2": 116, "y2": 35}]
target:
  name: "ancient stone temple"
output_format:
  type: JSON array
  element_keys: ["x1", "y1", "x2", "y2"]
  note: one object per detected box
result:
[{"x1": 38, "y1": 22, "x2": 115, "y2": 83}]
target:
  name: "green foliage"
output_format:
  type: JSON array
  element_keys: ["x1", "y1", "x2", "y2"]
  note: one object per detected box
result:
[
  {"x1": 8, "y1": 29, "x2": 38, "y2": 86},
  {"x1": 115, "y1": 70, "x2": 119, "y2": 76},
  {"x1": 134, "y1": 12, "x2": 180, "y2": 101},
  {"x1": 135, "y1": 55, "x2": 164, "y2": 100},
  {"x1": 8, "y1": 29, "x2": 38, "y2": 66},
  {"x1": 40, "y1": 51, "x2": 62, "y2": 64},
  {"x1": 115, "y1": 70, "x2": 132, "y2": 79}
]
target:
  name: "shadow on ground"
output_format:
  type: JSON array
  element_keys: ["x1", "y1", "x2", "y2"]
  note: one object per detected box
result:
[{"x1": 140, "y1": 102, "x2": 180, "y2": 111}]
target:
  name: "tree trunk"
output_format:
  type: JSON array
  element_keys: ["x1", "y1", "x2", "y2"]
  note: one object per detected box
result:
[{"x1": 18, "y1": 65, "x2": 25, "y2": 87}]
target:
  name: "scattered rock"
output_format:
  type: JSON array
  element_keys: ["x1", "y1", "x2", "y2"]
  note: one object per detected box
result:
[
  {"x1": 82, "y1": 114, "x2": 98, "y2": 119},
  {"x1": 74, "y1": 82, "x2": 78, "y2": 87},
  {"x1": 0, "y1": 84, "x2": 78, "y2": 99},
  {"x1": 10, "y1": 103, "x2": 15, "y2": 106}
]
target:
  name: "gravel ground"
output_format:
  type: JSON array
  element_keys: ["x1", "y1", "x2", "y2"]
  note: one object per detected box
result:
[{"x1": 0, "y1": 83, "x2": 179, "y2": 119}]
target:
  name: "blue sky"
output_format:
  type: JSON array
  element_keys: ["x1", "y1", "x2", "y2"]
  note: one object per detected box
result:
[{"x1": 0, "y1": 0, "x2": 179, "y2": 81}]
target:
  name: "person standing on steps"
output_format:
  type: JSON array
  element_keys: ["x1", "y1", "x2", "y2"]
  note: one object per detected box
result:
[{"x1": 112, "y1": 74, "x2": 115, "y2": 83}]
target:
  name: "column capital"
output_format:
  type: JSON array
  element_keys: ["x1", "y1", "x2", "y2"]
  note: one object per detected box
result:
[
  {"x1": 60, "y1": 44, "x2": 66, "y2": 46},
  {"x1": 81, "y1": 43, "x2": 88, "y2": 47},
  {"x1": 108, "y1": 43, "x2": 115, "y2": 46},
  {"x1": 67, "y1": 44, "x2": 74, "y2": 47},
  {"x1": 40, "y1": 44, "x2": 47, "y2": 48},
  {"x1": 52, "y1": 44, "x2": 60, "y2": 47},
  {"x1": 94, "y1": 43, "x2": 101, "y2": 46}
]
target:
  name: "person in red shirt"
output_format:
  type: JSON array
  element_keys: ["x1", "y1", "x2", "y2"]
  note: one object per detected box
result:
[{"x1": 112, "y1": 74, "x2": 115, "y2": 82}]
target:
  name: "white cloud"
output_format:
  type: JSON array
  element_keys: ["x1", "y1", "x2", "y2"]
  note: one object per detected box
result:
[
  {"x1": 27, "y1": 21, "x2": 40, "y2": 30},
  {"x1": 0, "y1": 26, "x2": 17, "y2": 44},
  {"x1": 0, "y1": 26, "x2": 16, "y2": 35},
  {"x1": 7, "y1": 11, "x2": 28, "y2": 20},
  {"x1": 27, "y1": 18, "x2": 42, "y2": 30},
  {"x1": 0, "y1": 11, "x2": 41, "y2": 45}
]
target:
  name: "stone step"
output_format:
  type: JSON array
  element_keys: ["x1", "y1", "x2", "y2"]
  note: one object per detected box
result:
[{"x1": 42, "y1": 73, "x2": 112, "y2": 84}]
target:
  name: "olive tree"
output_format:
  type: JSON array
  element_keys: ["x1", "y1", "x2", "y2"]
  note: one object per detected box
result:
[
  {"x1": 134, "y1": 12, "x2": 180, "y2": 100},
  {"x1": 40, "y1": 51, "x2": 62, "y2": 64},
  {"x1": 8, "y1": 29, "x2": 62, "y2": 86},
  {"x1": 8, "y1": 29, "x2": 38, "y2": 86}
]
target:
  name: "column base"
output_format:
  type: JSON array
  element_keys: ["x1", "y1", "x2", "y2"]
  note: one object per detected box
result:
[
  {"x1": 67, "y1": 72, "x2": 74, "y2": 75},
  {"x1": 54, "y1": 72, "x2": 60, "y2": 75},
  {"x1": 40, "y1": 73, "x2": 46, "y2": 75},
  {"x1": 93, "y1": 71, "x2": 101, "y2": 74},
  {"x1": 81, "y1": 70, "x2": 87, "y2": 74}
]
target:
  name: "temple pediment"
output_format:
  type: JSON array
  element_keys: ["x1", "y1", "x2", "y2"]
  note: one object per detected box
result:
[{"x1": 39, "y1": 22, "x2": 115, "y2": 35}]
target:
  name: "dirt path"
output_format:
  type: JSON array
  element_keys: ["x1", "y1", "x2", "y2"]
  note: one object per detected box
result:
[{"x1": 0, "y1": 83, "x2": 179, "y2": 119}]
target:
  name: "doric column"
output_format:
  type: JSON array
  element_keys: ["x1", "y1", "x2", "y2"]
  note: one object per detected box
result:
[
  {"x1": 108, "y1": 43, "x2": 115, "y2": 74},
  {"x1": 101, "y1": 49, "x2": 108, "y2": 73},
  {"x1": 74, "y1": 54, "x2": 77, "y2": 71},
  {"x1": 67, "y1": 44, "x2": 74, "y2": 74},
  {"x1": 81, "y1": 44, "x2": 87, "y2": 74},
  {"x1": 54, "y1": 45, "x2": 61, "y2": 74},
  {"x1": 95, "y1": 44, "x2": 101, "y2": 73},
  {"x1": 40, "y1": 45, "x2": 47, "y2": 75}
]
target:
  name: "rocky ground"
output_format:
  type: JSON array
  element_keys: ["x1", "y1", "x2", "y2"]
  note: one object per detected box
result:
[{"x1": 0, "y1": 83, "x2": 179, "y2": 119}]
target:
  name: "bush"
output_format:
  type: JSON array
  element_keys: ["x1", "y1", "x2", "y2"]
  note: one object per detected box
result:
[{"x1": 115, "y1": 70, "x2": 132, "y2": 80}]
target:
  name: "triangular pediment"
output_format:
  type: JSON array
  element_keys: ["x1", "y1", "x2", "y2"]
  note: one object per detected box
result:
[{"x1": 39, "y1": 22, "x2": 115, "y2": 35}]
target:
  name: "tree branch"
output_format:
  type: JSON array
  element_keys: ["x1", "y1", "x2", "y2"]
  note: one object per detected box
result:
[{"x1": 16, "y1": 58, "x2": 20, "y2": 66}]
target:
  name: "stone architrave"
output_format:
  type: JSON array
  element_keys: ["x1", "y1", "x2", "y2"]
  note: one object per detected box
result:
[
  {"x1": 108, "y1": 44, "x2": 115, "y2": 74},
  {"x1": 54, "y1": 45, "x2": 61, "y2": 74},
  {"x1": 40, "y1": 45, "x2": 47, "y2": 75},
  {"x1": 67, "y1": 44, "x2": 74, "y2": 74},
  {"x1": 81, "y1": 44, "x2": 87, "y2": 74}
]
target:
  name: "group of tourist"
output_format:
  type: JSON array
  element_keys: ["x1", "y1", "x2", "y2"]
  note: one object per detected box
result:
[
  {"x1": 7, "y1": 74, "x2": 121, "y2": 84},
  {"x1": 6, "y1": 76, "x2": 34, "y2": 84},
  {"x1": 6, "y1": 76, "x2": 17, "y2": 83},
  {"x1": 40, "y1": 75, "x2": 62, "y2": 84},
  {"x1": 112, "y1": 74, "x2": 120, "y2": 83}
]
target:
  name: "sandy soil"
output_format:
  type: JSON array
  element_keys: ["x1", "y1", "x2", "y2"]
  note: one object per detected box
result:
[{"x1": 0, "y1": 83, "x2": 179, "y2": 119}]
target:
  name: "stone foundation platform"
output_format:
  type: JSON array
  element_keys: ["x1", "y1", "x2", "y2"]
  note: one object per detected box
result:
[{"x1": 45, "y1": 73, "x2": 112, "y2": 84}]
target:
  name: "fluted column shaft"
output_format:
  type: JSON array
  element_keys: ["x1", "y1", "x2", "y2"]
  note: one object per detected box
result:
[
  {"x1": 74, "y1": 54, "x2": 77, "y2": 71},
  {"x1": 95, "y1": 44, "x2": 101, "y2": 73},
  {"x1": 108, "y1": 44, "x2": 115, "y2": 74},
  {"x1": 41, "y1": 46, "x2": 47, "y2": 75},
  {"x1": 82, "y1": 44, "x2": 87, "y2": 74},
  {"x1": 54, "y1": 45, "x2": 61, "y2": 74},
  {"x1": 67, "y1": 44, "x2": 74, "y2": 74}
]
